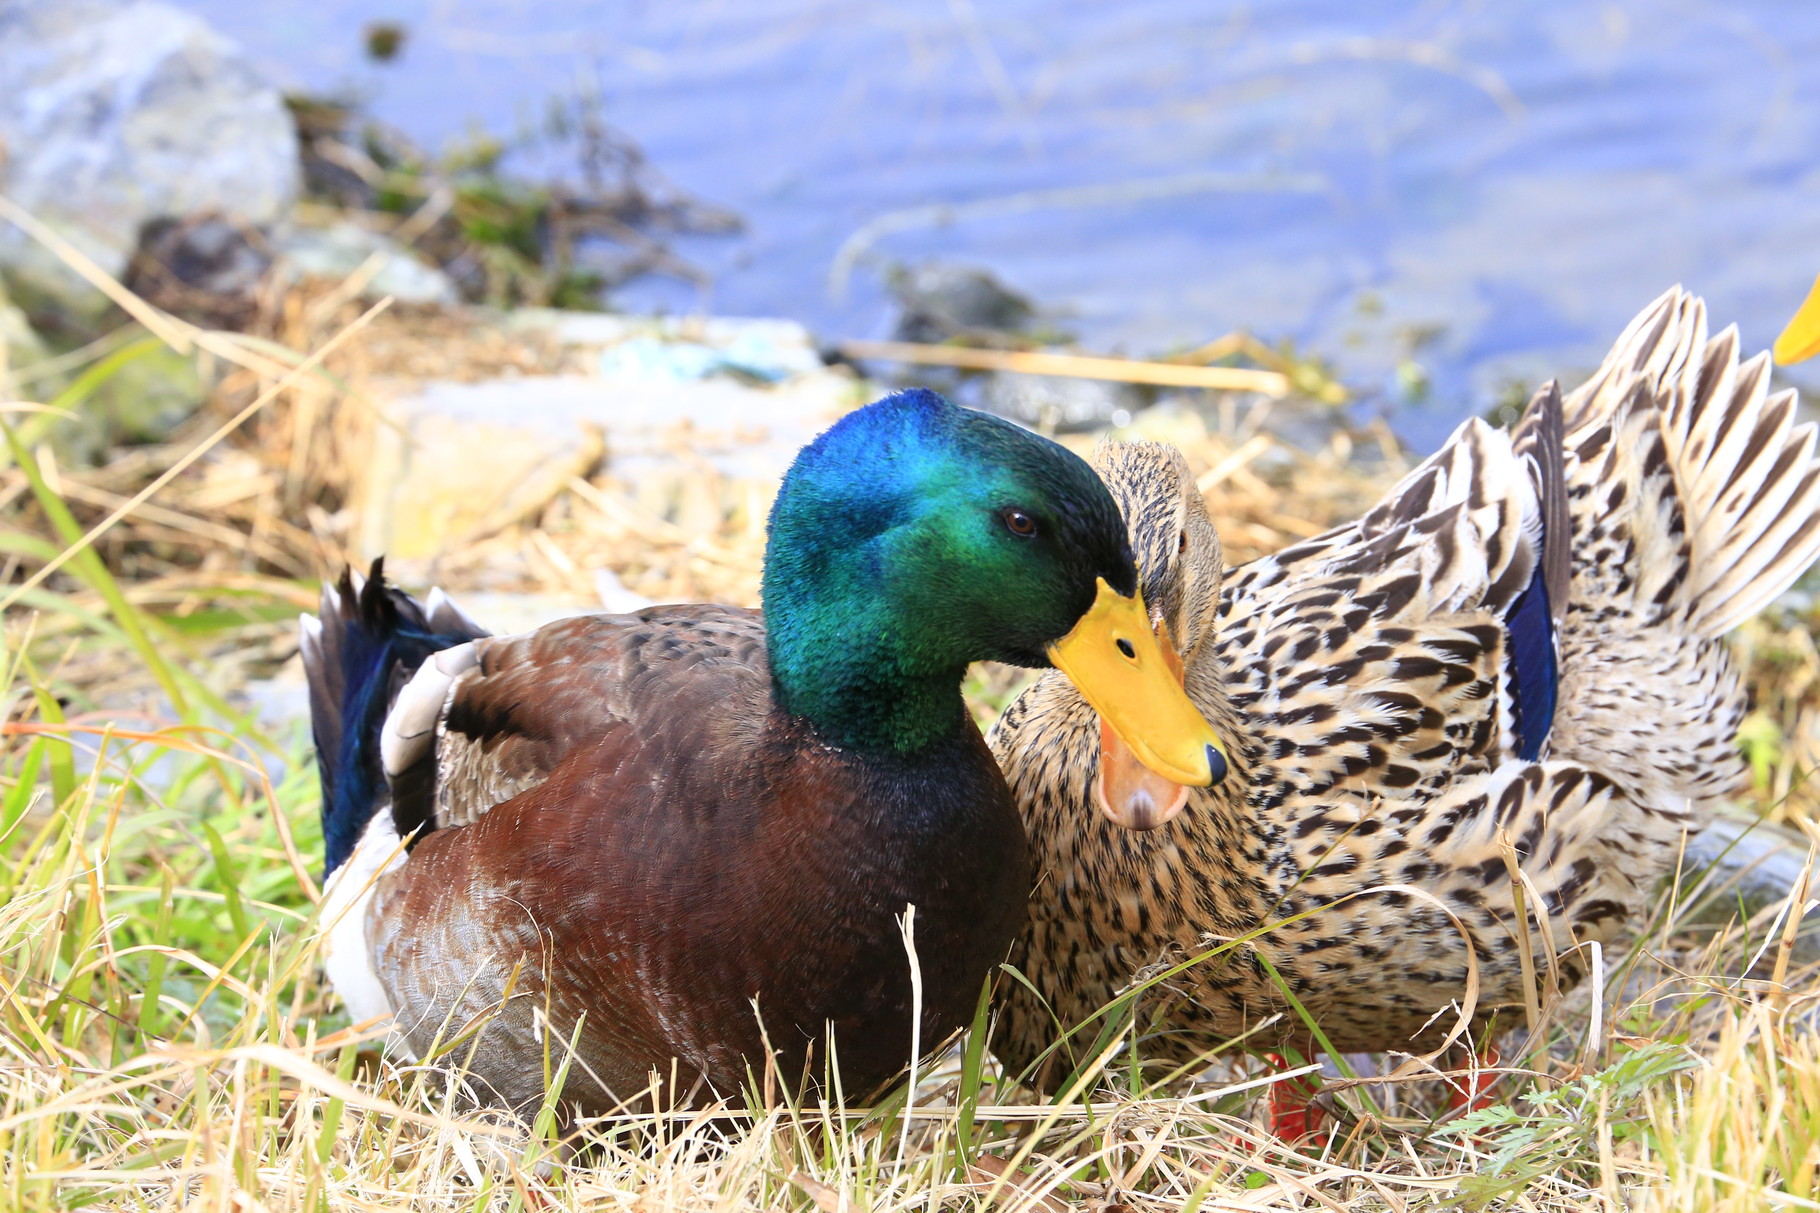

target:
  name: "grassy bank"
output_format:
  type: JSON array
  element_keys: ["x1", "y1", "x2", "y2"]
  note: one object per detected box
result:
[{"x1": 4, "y1": 233, "x2": 1820, "y2": 1209}]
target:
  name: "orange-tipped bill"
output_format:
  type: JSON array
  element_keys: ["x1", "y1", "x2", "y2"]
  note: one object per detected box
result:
[
  {"x1": 1095, "y1": 618, "x2": 1196, "y2": 830},
  {"x1": 1046, "y1": 578, "x2": 1228, "y2": 791},
  {"x1": 1777, "y1": 272, "x2": 1820, "y2": 366}
]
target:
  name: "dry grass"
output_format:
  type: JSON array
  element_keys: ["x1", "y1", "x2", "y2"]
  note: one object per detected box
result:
[
  {"x1": 5, "y1": 214, "x2": 1820, "y2": 1209},
  {"x1": 1, "y1": 717, "x2": 1816, "y2": 1212}
]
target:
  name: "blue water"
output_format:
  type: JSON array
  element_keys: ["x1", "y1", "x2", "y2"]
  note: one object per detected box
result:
[{"x1": 181, "y1": 0, "x2": 1820, "y2": 445}]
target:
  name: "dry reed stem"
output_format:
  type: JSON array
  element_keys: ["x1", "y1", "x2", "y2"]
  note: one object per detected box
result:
[{"x1": 837, "y1": 340, "x2": 1292, "y2": 395}]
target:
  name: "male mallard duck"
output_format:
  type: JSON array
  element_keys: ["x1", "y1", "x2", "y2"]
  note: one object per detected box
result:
[
  {"x1": 302, "y1": 389, "x2": 1224, "y2": 1114},
  {"x1": 989, "y1": 289, "x2": 1820, "y2": 1134}
]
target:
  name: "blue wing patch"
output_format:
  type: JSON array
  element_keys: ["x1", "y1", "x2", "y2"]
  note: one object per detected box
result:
[{"x1": 1506, "y1": 560, "x2": 1558, "y2": 761}]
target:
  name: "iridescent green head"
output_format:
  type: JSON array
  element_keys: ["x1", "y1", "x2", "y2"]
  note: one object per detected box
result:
[{"x1": 763, "y1": 389, "x2": 1226, "y2": 788}]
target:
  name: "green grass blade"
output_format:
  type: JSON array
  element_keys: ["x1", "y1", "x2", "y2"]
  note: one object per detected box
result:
[
  {"x1": 316, "y1": 1042, "x2": 361, "y2": 1166},
  {"x1": 0, "y1": 738, "x2": 46, "y2": 839},
  {"x1": 2, "y1": 417, "x2": 192, "y2": 718},
  {"x1": 136, "y1": 865, "x2": 176, "y2": 1042},
  {"x1": 952, "y1": 976, "x2": 993, "y2": 1171},
  {"x1": 203, "y1": 821, "x2": 253, "y2": 944},
  {"x1": 19, "y1": 655, "x2": 76, "y2": 810}
]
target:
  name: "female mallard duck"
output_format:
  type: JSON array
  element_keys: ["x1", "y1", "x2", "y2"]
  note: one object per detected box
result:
[
  {"x1": 989, "y1": 289, "x2": 1820, "y2": 1135},
  {"x1": 302, "y1": 389, "x2": 1224, "y2": 1114}
]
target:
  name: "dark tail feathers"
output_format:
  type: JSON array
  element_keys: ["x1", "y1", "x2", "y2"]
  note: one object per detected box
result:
[{"x1": 299, "y1": 559, "x2": 488, "y2": 877}]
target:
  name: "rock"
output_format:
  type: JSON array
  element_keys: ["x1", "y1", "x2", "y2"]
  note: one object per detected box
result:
[
  {"x1": 0, "y1": 284, "x2": 49, "y2": 392},
  {"x1": 426, "y1": 591, "x2": 598, "y2": 638},
  {"x1": 1679, "y1": 814, "x2": 1820, "y2": 970},
  {"x1": 53, "y1": 343, "x2": 204, "y2": 464},
  {"x1": 0, "y1": 0, "x2": 300, "y2": 318},
  {"x1": 593, "y1": 568, "x2": 655, "y2": 614},
  {"x1": 126, "y1": 214, "x2": 272, "y2": 329},
  {"x1": 141, "y1": 217, "x2": 269, "y2": 299},
  {"x1": 513, "y1": 310, "x2": 825, "y2": 384},
  {"x1": 272, "y1": 221, "x2": 459, "y2": 307},
  {"x1": 981, "y1": 370, "x2": 1144, "y2": 432},
  {"x1": 354, "y1": 384, "x2": 605, "y2": 562},
  {"x1": 353, "y1": 311, "x2": 862, "y2": 561},
  {"x1": 887, "y1": 263, "x2": 1037, "y2": 343},
  {"x1": 241, "y1": 665, "x2": 311, "y2": 745},
  {"x1": 595, "y1": 331, "x2": 822, "y2": 385}
]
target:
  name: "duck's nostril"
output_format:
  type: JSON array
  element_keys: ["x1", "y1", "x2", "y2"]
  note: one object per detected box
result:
[{"x1": 1116, "y1": 638, "x2": 1136, "y2": 659}]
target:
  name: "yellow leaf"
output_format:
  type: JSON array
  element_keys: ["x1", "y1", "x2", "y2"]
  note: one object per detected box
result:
[{"x1": 1775, "y1": 272, "x2": 1820, "y2": 365}]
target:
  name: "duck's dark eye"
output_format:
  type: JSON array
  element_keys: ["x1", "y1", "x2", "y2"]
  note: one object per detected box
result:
[
  {"x1": 1178, "y1": 530, "x2": 1189, "y2": 555},
  {"x1": 1001, "y1": 507, "x2": 1038, "y2": 538}
]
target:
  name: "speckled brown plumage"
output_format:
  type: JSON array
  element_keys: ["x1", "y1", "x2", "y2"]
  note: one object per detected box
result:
[
  {"x1": 351, "y1": 604, "x2": 1028, "y2": 1112},
  {"x1": 989, "y1": 288, "x2": 1820, "y2": 1086}
]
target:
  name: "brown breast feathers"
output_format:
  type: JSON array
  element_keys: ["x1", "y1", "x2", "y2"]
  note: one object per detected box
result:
[{"x1": 367, "y1": 606, "x2": 1029, "y2": 1112}]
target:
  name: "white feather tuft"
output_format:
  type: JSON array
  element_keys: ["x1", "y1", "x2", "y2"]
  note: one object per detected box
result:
[
  {"x1": 425, "y1": 586, "x2": 485, "y2": 636},
  {"x1": 320, "y1": 812, "x2": 412, "y2": 1054},
  {"x1": 379, "y1": 641, "x2": 478, "y2": 778},
  {"x1": 298, "y1": 614, "x2": 322, "y2": 669}
]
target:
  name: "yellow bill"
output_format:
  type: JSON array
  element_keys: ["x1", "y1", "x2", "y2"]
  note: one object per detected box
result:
[
  {"x1": 1094, "y1": 618, "x2": 1194, "y2": 830},
  {"x1": 1776, "y1": 272, "x2": 1820, "y2": 366},
  {"x1": 1046, "y1": 578, "x2": 1228, "y2": 789}
]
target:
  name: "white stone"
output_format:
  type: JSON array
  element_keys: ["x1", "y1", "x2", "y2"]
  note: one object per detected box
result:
[
  {"x1": 351, "y1": 331, "x2": 862, "y2": 561},
  {"x1": 272, "y1": 221, "x2": 459, "y2": 307},
  {"x1": 0, "y1": 0, "x2": 300, "y2": 313},
  {"x1": 509, "y1": 310, "x2": 825, "y2": 382}
]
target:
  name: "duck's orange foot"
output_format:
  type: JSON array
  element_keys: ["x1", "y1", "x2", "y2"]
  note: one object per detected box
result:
[
  {"x1": 1263, "y1": 1052, "x2": 1327, "y2": 1146},
  {"x1": 1444, "y1": 1043, "x2": 1502, "y2": 1116}
]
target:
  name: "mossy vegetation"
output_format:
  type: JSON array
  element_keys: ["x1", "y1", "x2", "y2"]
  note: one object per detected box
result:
[{"x1": 285, "y1": 89, "x2": 741, "y2": 311}]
